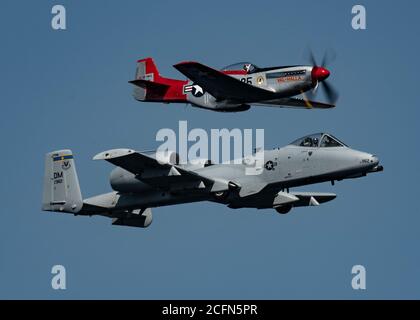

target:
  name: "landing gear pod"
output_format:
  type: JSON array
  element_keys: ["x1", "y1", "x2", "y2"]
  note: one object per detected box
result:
[
  {"x1": 275, "y1": 205, "x2": 293, "y2": 214},
  {"x1": 112, "y1": 208, "x2": 153, "y2": 228}
]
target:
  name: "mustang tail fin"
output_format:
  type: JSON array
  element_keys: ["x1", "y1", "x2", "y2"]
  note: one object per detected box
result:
[
  {"x1": 42, "y1": 150, "x2": 83, "y2": 214},
  {"x1": 131, "y1": 57, "x2": 187, "y2": 103},
  {"x1": 132, "y1": 57, "x2": 168, "y2": 101},
  {"x1": 135, "y1": 57, "x2": 161, "y2": 81}
]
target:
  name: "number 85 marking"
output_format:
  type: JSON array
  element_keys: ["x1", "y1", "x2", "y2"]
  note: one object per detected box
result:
[{"x1": 240, "y1": 77, "x2": 252, "y2": 84}]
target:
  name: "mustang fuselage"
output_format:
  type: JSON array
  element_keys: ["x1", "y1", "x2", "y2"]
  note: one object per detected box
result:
[
  {"x1": 182, "y1": 65, "x2": 315, "y2": 111},
  {"x1": 131, "y1": 58, "x2": 333, "y2": 112}
]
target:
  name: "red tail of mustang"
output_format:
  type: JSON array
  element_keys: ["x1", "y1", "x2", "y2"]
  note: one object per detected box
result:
[{"x1": 130, "y1": 57, "x2": 187, "y2": 103}]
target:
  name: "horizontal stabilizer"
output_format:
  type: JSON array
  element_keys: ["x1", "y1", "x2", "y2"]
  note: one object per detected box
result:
[{"x1": 129, "y1": 79, "x2": 169, "y2": 90}]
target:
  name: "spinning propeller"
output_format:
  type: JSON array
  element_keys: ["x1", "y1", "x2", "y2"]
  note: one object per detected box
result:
[{"x1": 305, "y1": 49, "x2": 339, "y2": 105}]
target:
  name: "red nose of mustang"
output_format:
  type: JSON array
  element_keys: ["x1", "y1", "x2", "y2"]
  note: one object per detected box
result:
[{"x1": 312, "y1": 66, "x2": 330, "y2": 82}]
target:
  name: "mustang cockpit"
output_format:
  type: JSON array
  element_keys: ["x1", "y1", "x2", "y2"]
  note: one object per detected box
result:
[
  {"x1": 290, "y1": 133, "x2": 348, "y2": 148},
  {"x1": 222, "y1": 62, "x2": 259, "y2": 74}
]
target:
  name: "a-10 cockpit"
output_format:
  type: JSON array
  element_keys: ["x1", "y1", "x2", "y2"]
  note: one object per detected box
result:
[{"x1": 290, "y1": 133, "x2": 348, "y2": 148}]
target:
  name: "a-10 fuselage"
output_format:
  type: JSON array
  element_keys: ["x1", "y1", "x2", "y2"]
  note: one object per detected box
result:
[
  {"x1": 100, "y1": 133, "x2": 382, "y2": 211},
  {"x1": 42, "y1": 133, "x2": 382, "y2": 228}
]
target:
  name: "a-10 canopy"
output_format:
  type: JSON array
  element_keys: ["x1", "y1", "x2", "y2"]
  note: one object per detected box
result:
[{"x1": 290, "y1": 133, "x2": 348, "y2": 148}]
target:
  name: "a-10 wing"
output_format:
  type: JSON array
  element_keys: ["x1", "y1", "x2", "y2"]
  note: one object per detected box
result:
[{"x1": 93, "y1": 149, "x2": 230, "y2": 193}]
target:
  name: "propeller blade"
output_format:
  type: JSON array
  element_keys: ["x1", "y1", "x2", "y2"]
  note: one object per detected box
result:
[
  {"x1": 321, "y1": 54, "x2": 327, "y2": 68},
  {"x1": 321, "y1": 49, "x2": 336, "y2": 67},
  {"x1": 301, "y1": 91, "x2": 314, "y2": 108},
  {"x1": 304, "y1": 48, "x2": 339, "y2": 105},
  {"x1": 304, "y1": 47, "x2": 318, "y2": 66},
  {"x1": 305, "y1": 80, "x2": 319, "y2": 101},
  {"x1": 305, "y1": 90, "x2": 315, "y2": 102},
  {"x1": 313, "y1": 80, "x2": 319, "y2": 92},
  {"x1": 321, "y1": 80, "x2": 339, "y2": 104}
]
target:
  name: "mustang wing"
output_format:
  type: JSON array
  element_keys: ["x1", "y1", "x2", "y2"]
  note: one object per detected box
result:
[
  {"x1": 93, "y1": 149, "x2": 229, "y2": 192},
  {"x1": 255, "y1": 97, "x2": 335, "y2": 109},
  {"x1": 174, "y1": 61, "x2": 275, "y2": 102}
]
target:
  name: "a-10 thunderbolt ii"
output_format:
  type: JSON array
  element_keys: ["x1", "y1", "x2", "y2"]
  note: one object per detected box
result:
[
  {"x1": 130, "y1": 54, "x2": 338, "y2": 112},
  {"x1": 42, "y1": 133, "x2": 383, "y2": 228}
]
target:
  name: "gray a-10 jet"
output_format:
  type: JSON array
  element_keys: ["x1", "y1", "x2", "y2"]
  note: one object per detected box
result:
[
  {"x1": 42, "y1": 133, "x2": 382, "y2": 228},
  {"x1": 130, "y1": 55, "x2": 338, "y2": 112}
]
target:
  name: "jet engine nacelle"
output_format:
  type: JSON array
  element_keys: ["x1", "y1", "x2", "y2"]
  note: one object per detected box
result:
[
  {"x1": 152, "y1": 150, "x2": 180, "y2": 165},
  {"x1": 109, "y1": 167, "x2": 149, "y2": 192},
  {"x1": 184, "y1": 158, "x2": 213, "y2": 170},
  {"x1": 109, "y1": 150, "x2": 180, "y2": 193}
]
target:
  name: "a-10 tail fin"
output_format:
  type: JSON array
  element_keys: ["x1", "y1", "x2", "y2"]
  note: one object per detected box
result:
[{"x1": 42, "y1": 150, "x2": 83, "y2": 214}]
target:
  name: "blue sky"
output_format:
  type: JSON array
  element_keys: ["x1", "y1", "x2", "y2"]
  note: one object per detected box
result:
[{"x1": 0, "y1": 0, "x2": 419, "y2": 299}]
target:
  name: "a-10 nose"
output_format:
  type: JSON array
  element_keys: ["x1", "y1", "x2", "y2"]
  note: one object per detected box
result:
[
  {"x1": 367, "y1": 154, "x2": 384, "y2": 173},
  {"x1": 370, "y1": 155, "x2": 379, "y2": 166},
  {"x1": 357, "y1": 152, "x2": 380, "y2": 168}
]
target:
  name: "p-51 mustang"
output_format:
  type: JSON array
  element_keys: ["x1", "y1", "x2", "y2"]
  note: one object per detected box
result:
[
  {"x1": 130, "y1": 56, "x2": 338, "y2": 112},
  {"x1": 42, "y1": 133, "x2": 382, "y2": 228}
]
